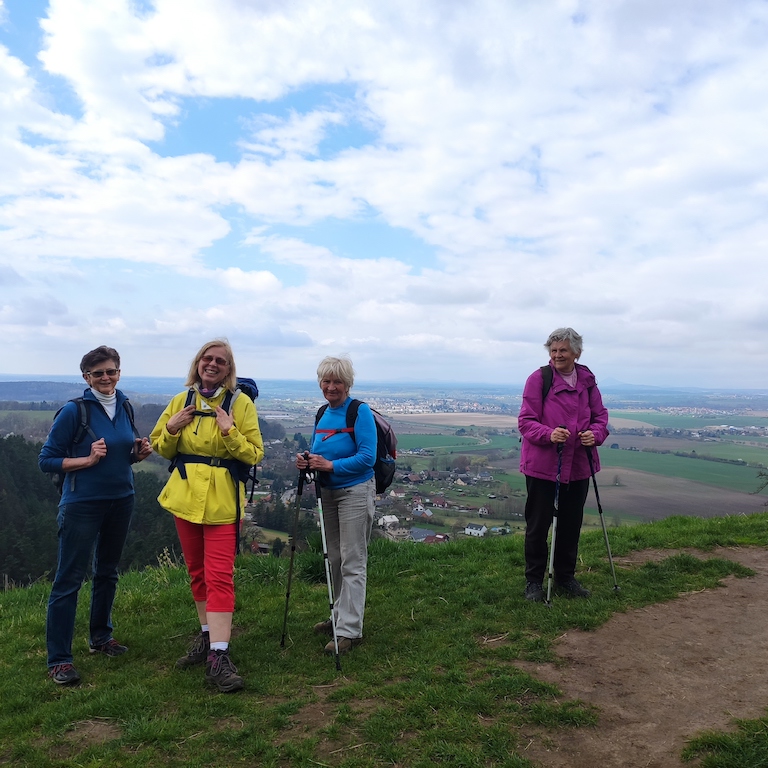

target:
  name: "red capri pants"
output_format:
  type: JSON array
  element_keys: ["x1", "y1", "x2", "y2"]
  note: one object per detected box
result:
[{"x1": 174, "y1": 518, "x2": 236, "y2": 613}]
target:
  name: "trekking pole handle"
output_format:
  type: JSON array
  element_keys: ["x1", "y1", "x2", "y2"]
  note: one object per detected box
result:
[
  {"x1": 298, "y1": 451, "x2": 311, "y2": 494},
  {"x1": 556, "y1": 425, "x2": 566, "y2": 455},
  {"x1": 584, "y1": 443, "x2": 595, "y2": 473}
]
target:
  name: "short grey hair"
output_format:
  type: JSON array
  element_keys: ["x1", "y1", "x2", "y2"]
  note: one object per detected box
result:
[
  {"x1": 544, "y1": 327, "x2": 583, "y2": 358},
  {"x1": 316, "y1": 355, "x2": 355, "y2": 390}
]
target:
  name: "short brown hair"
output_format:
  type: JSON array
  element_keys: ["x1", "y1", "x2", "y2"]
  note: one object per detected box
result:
[{"x1": 80, "y1": 346, "x2": 121, "y2": 374}]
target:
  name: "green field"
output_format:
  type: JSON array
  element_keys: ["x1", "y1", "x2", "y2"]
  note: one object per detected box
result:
[
  {"x1": 612, "y1": 411, "x2": 768, "y2": 430},
  {"x1": 483, "y1": 435, "x2": 521, "y2": 450},
  {"x1": 396, "y1": 434, "x2": 483, "y2": 450},
  {"x1": 0, "y1": 409, "x2": 55, "y2": 422},
  {"x1": 600, "y1": 449, "x2": 760, "y2": 492},
  {"x1": 666, "y1": 442, "x2": 768, "y2": 466}
]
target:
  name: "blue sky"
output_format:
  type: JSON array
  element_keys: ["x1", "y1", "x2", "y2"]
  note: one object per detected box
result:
[{"x1": 1, "y1": 0, "x2": 767, "y2": 388}]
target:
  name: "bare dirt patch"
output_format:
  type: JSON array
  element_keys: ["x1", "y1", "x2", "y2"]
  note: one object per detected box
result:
[
  {"x1": 273, "y1": 683, "x2": 384, "y2": 760},
  {"x1": 515, "y1": 546, "x2": 768, "y2": 768},
  {"x1": 37, "y1": 718, "x2": 122, "y2": 760}
]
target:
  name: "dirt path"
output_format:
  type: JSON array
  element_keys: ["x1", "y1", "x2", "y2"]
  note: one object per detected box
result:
[{"x1": 515, "y1": 547, "x2": 768, "y2": 768}]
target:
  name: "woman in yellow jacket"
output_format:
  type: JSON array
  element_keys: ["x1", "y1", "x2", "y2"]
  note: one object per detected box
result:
[{"x1": 151, "y1": 339, "x2": 263, "y2": 693}]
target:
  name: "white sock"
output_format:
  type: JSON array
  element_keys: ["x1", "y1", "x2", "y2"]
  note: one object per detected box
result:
[
  {"x1": 201, "y1": 625, "x2": 210, "y2": 634},
  {"x1": 210, "y1": 642, "x2": 228, "y2": 652}
]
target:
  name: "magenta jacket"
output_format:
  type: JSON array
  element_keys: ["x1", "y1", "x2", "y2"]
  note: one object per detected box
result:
[{"x1": 518, "y1": 362, "x2": 609, "y2": 484}]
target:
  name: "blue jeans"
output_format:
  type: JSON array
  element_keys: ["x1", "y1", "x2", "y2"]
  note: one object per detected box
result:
[{"x1": 46, "y1": 496, "x2": 134, "y2": 667}]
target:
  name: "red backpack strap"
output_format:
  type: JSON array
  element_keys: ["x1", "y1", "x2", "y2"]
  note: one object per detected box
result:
[{"x1": 314, "y1": 399, "x2": 360, "y2": 441}]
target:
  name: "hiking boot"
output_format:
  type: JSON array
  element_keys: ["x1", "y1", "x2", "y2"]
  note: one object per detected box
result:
[
  {"x1": 176, "y1": 631, "x2": 210, "y2": 669},
  {"x1": 313, "y1": 619, "x2": 334, "y2": 636},
  {"x1": 524, "y1": 581, "x2": 545, "y2": 602},
  {"x1": 89, "y1": 638, "x2": 128, "y2": 656},
  {"x1": 205, "y1": 650, "x2": 244, "y2": 693},
  {"x1": 49, "y1": 663, "x2": 81, "y2": 685},
  {"x1": 324, "y1": 637, "x2": 362, "y2": 655},
  {"x1": 557, "y1": 577, "x2": 591, "y2": 598}
]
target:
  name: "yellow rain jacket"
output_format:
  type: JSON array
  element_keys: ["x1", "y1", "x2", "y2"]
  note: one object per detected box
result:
[{"x1": 150, "y1": 388, "x2": 264, "y2": 525}]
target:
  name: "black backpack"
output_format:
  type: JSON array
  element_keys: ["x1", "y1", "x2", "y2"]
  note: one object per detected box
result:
[
  {"x1": 170, "y1": 377, "x2": 260, "y2": 553},
  {"x1": 49, "y1": 397, "x2": 140, "y2": 495},
  {"x1": 540, "y1": 364, "x2": 595, "y2": 400},
  {"x1": 314, "y1": 399, "x2": 397, "y2": 494},
  {"x1": 540, "y1": 365, "x2": 554, "y2": 399}
]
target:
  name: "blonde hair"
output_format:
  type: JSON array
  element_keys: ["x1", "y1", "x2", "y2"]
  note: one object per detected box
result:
[
  {"x1": 185, "y1": 339, "x2": 238, "y2": 392},
  {"x1": 316, "y1": 355, "x2": 355, "y2": 390}
]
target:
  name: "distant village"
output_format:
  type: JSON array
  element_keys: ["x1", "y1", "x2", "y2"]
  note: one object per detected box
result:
[{"x1": 246, "y1": 463, "x2": 516, "y2": 553}]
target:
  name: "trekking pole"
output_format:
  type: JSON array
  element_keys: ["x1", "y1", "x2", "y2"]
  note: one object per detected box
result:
[
  {"x1": 545, "y1": 430, "x2": 565, "y2": 606},
  {"x1": 316, "y1": 481, "x2": 342, "y2": 671},
  {"x1": 280, "y1": 456, "x2": 309, "y2": 648},
  {"x1": 585, "y1": 445, "x2": 620, "y2": 592}
]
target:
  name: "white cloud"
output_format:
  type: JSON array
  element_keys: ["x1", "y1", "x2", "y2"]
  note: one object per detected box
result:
[{"x1": 0, "y1": 0, "x2": 766, "y2": 386}]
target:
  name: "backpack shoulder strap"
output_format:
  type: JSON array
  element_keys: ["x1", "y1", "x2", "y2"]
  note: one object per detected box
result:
[
  {"x1": 74, "y1": 398, "x2": 98, "y2": 444},
  {"x1": 122, "y1": 399, "x2": 140, "y2": 440},
  {"x1": 540, "y1": 365, "x2": 554, "y2": 400},
  {"x1": 346, "y1": 399, "x2": 362, "y2": 432},
  {"x1": 314, "y1": 401, "x2": 359, "y2": 442},
  {"x1": 184, "y1": 388, "x2": 196, "y2": 408},
  {"x1": 222, "y1": 389, "x2": 241, "y2": 415},
  {"x1": 314, "y1": 404, "x2": 329, "y2": 425}
]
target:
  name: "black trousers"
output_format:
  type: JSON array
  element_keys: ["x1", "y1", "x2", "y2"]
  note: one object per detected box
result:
[{"x1": 524, "y1": 475, "x2": 590, "y2": 584}]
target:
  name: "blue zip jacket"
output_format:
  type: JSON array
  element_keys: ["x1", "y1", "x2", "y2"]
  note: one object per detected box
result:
[
  {"x1": 39, "y1": 388, "x2": 137, "y2": 504},
  {"x1": 311, "y1": 397, "x2": 376, "y2": 489}
]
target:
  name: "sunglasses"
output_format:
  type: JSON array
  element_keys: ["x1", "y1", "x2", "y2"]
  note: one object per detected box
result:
[
  {"x1": 87, "y1": 368, "x2": 120, "y2": 378},
  {"x1": 201, "y1": 355, "x2": 229, "y2": 366}
]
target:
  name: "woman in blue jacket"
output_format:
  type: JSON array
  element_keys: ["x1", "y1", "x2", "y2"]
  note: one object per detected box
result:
[
  {"x1": 296, "y1": 356, "x2": 377, "y2": 655},
  {"x1": 39, "y1": 346, "x2": 152, "y2": 685}
]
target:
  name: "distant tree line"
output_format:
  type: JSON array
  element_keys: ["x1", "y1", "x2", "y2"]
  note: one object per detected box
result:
[{"x1": 0, "y1": 434, "x2": 179, "y2": 585}]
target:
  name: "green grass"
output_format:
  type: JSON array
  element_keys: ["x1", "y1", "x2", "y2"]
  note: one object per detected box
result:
[
  {"x1": 682, "y1": 714, "x2": 768, "y2": 767},
  {"x1": 3, "y1": 513, "x2": 768, "y2": 766}
]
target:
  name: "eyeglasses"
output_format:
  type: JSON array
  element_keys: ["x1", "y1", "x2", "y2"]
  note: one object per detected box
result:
[
  {"x1": 87, "y1": 368, "x2": 120, "y2": 378},
  {"x1": 201, "y1": 355, "x2": 229, "y2": 366}
]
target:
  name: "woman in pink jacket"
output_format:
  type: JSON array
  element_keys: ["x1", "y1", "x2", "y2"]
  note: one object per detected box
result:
[{"x1": 518, "y1": 328, "x2": 609, "y2": 602}]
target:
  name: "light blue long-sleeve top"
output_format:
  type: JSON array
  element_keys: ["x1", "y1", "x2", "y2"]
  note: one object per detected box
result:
[{"x1": 311, "y1": 397, "x2": 376, "y2": 489}]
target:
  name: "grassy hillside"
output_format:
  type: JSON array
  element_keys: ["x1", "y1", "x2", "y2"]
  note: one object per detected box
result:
[{"x1": 3, "y1": 514, "x2": 768, "y2": 766}]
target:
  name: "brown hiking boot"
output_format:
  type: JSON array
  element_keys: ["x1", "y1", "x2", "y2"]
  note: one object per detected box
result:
[
  {"x1": 205, "y1": 650, "x2": 244, "y2": 693},
  {"x1": 176, "y1": 631, "x2": 210, "y2": 669},
  {"x1": 313, "y1": 619, "x2": 334, "y2": 636},
  {"x1": 324, "y1": 637, "x2": 363, "y2": 655}
]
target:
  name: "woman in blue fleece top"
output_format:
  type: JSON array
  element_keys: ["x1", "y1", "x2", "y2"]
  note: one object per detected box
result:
[
  {"x1": 296, "y1": 356, "x2": 376, "y2": 655},
  {"x1": 39, "y1": 346, "x2": 152, "y2": 685}
]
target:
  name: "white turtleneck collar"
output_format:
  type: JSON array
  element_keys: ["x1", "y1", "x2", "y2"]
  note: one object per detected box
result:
[{"x1": 91, "y1": 388, "x2": 117, "y2": 419}]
